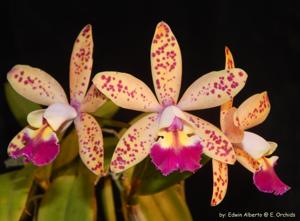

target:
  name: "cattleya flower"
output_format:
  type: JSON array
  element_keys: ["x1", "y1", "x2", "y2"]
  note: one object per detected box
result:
[
  {"x1": 210, "y1": 47, "x2": 290, "y2": 206},
  {"x1": 7, "y1": 25, "x2": 106, "y2": 175},
  {"x1": 93, "y1": 22, "x2": 248, "y2": 175}
]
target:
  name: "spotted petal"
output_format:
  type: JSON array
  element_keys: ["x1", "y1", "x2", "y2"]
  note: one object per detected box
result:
[
  {"x1": 234, "y1": 92, "x2": 271, "y2": 130},
  {"x1": 151, "y1": 22, "x2": 182, "y2": 105},
  {"x1": 178, "y1": 69, "x2": 247, "y2": 111},
  {"x1": 8, "y1": 125, "x2": 59, "y2": 166},
  {"x1": 7, "y1": 65, "x2": 68, "y2": 106},
  {"x1": 220, "y1": 47, "x2": 235, "y2": 129},
  {"x1": 253, "y1": 156, "x2": 290, "y2": 195},
  {"x1": 110, "y1": 113, "x2": 159, "y2": 173},
  {"x1": 234, "y1": 146, "x2": 260, "y2": 173},
  {"x1": 93, "y1": 72, "x2": 161, "y2": 112},
  {"x1": 225, "y1": 46, "x2": 235, "y2": 69},
  {"x1": 186, "y1": 113, "x2": 236, "y2": 164},
  {"x1": 75, "y1": 113, "x2": 104, "y2": 176},
  {"x1": 70, "y1": 24, "x2": 94, "y2": 105},
  {"x1": 80, "y1": 84, "x2": 107, "y2": 113},
  {"x1": 211, "y1": 159, "x2": 228, "y2": 206}
]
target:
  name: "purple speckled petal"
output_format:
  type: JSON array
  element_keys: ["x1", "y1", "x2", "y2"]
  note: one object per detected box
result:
[
  {"x1": 10, "y1": 126, "x2": 59, "y2": 166},
  {"x1": 150, "y1": 142, "x2": 203, "y2": 176},
  {"x1": 253, "y1": 157, "x2": 290, "y2": 195}
]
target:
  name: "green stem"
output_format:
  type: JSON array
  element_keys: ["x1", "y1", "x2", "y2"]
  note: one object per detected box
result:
[
  {"x1": 101, "y1": 178, "x2": 117, "y2": 221},
  {"x1": 99, "y1": 119, "x2": 130, "y2": 128},
  {"x1": 111, "y1": 173, "x2": 124, "y2": 192},
  {"x1": 111, "y1": 173, "x2": 132, "y2": 221},
  {"x1": 102, "y1": 128, "x2": 120, "y2": 138}
]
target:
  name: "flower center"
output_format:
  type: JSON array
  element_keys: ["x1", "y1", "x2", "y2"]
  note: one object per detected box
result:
[
  {"x1": 156, "y1": 117, "x2": 196, "y2": 151},
  {"x1": 44, "y1": 103, "x2": 78, "y2": 131},
  {"x1": 150, "y1": 116, "x2": 203, "y2": 175}
]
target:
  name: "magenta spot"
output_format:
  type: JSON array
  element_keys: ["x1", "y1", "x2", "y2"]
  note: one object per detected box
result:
[{"x1": 156, "y1": 79, "x2": 161, "y2": 89}]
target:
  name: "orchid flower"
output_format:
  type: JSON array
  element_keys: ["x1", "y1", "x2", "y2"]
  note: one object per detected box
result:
[
  {"x1": 93, "y1": 22, "x2": 248, "y2": 175},
  {"x1": 7, "y1": 25, "x2": 106, "y2": 175},
  {"x1": 210, "y1": 47, "x2": 290, "y2": 206}
]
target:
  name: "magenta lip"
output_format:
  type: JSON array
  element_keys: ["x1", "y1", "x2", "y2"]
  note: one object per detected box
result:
[
  {"x1": 10, "y1": 129, "x2": 60, "y2": 166},
  {"x1": 253, "y1": 160, "x2": 290, "y2": 195},
  {"x1": 150, "y1": 141, "x2": 203, "y2": 176}
]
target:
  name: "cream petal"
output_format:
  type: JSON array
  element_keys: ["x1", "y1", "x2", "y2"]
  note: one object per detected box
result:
[
  {"x1": 178, "y1": 68, "x2": 247, "y2": 111},
  {"x1": 265, "y1": 142, "x2": 278, "y2": 156},
  {"x1": 110, "y1": 113, "x2": 159, "y2": 173},
  {"x1": 80, "y1": 84, "x2": 107, "y2": 113},
  {"x1": 7, "y1": 65, "x2": 68, "y2": 106},
  {"x1": 151, "y1": 22, "x2": 182, "y2": 105},
  {"x1": 220, "y1": 99, "x2": 233, "y2": 129},
  {"x1": 158, "y1": 105, "x2": 188, "y2": 129},
  {"x1": 27, "y1": 109, "x2": 45, "y2": 128},
  {"x1": 234, "y1": 92, "x2": 271, "y2": 130},
  {"x1": 211, "y1": 160, "x2": 228, "y2": 206},
  {"x1": 239, "y1": 131, "x2": 272, "y2": 159},
  {"x1": 75, "y1": 113, "x2": 104, "y2": 176},
  {"x1": 44, "y1": 103, "x2": 77, "y2": 131},
  {"x1": 221, "y1": 107, "x2": 244, "y2": 143},
  {"x1": 93, "y1": 72, "x2": 161, "y2": 112},
  {"x1": 186, "y1": 113, "x2": 236, "y2": 164},
  {"x1": 69, "y1": 25, "x2": 94, "y2": 104},
  {"x1": 220, "y1": 47, "x2": 235, "y2": 130},
  {"x1": 7, "y1": 127, "x2": 30, "y2": 156}
]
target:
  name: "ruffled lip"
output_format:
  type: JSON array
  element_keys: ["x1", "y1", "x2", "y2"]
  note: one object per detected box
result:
[
  {"x1": 150, "y1": 141, "x2": 203, "y2": 176},
  {"x1": 253, "y1": 162, "x2": 290, "y2": 195},
  {"x1": 10, "y1": 128, "x2": 59, "y2": 166}
]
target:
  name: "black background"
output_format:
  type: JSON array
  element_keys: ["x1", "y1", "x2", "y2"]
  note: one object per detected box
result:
[{"x1": 0, "y1": 1, "x2": 299, "y2": 220}]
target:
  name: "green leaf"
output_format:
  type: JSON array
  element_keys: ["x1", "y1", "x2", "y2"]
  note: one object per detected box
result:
[
  {"x1": 133, "y1": 156, "x2": 211, "y2": 195},
  {"x1": 35, "y1": 165, "x2": 52, "y2": 190},
  {"x1": 4, "y1": 82, "x2": 41, "y2": 126},
  {"x1": 103, "y1": 137, "x2": 118, "y2": 171},
  {"x1": 131, "y1": 185, "x2": 193, "y2": 221},
  {"x1": 52, "y1": 129, "x2": 79, "y2": 171},
  {"x1": 98, "y1": 119, "x2": 129, "y2": 128},
  {"x1": 0, "y1": 166, "x2": 36, "y2": 221},
  {"x1": 101, "y1": 178, "x2": 117, "y2": 221},
  {"x1": 38, "y1": 164, "x2": 97, "y2": 221},
  {"x1": 92, "y1": 100, "x2": 119, "y2": 118}
]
